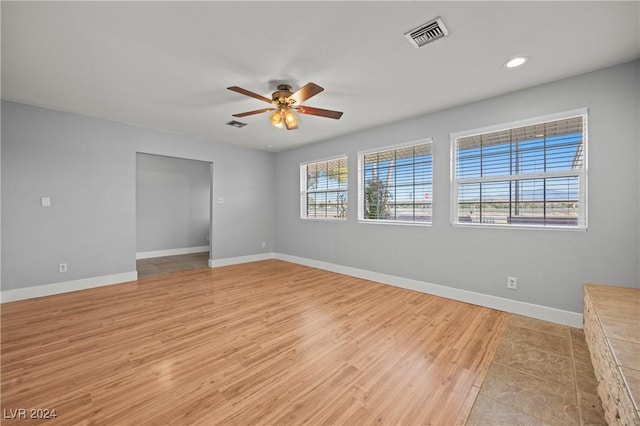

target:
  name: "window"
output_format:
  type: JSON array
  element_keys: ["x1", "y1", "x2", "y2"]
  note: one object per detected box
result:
[
  {"x1": 451, "y1": 109, "x2": 587, "y2": 229},
  {"x1": 300, "y1": 156, "x2": 348, "y2": 220},
  {"x1": 358, "y1": 139, "x2": 433, "y2": 224}
]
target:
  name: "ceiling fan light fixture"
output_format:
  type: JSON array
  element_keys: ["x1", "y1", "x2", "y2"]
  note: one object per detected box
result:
[
  {"x1": 269, "y1": 110, "x2": 284, "y2": 128},
  {"x1": 284, "y1": 109, "x2": 298, "y2": 126},
  {"x1": 283, "y1": 108, "x2": 299, "y2": 130}
]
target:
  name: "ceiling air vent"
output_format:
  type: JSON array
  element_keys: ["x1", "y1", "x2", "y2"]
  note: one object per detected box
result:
[
  {"x1": 226, "y1": 120, "x2": 247, "y2": 128},
  {"x1": 405, "y1": 17, "x2": 449, "y2": 48}
]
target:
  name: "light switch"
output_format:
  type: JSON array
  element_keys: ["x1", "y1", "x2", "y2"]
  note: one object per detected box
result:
[{"x1": 41, "y1": 197, "x2": 51, "y2": 207}]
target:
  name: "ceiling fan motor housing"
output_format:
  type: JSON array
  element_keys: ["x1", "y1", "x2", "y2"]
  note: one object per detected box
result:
[{"x1": 272, "y1": 85, "x2": 294, "y2": 104}]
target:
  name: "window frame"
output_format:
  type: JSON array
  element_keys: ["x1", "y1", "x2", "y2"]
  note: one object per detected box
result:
[
  {"x1": 357, "y1": 138, "x2": 434, "y2": 226},
  {"x1": 300, "y1": 154, "x2": 348, "y2": 221},
  {"x1": 450, "y1": 108, "x2": 588, "y2": 230}
]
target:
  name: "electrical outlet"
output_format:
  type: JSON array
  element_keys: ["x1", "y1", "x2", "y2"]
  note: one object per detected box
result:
[
  {"x1": 59, "y1": 263, "x2": 68, "y2": 273},
  {"x1": 507, "y1": 276, "x2": 518, "y2": 290},
  {"x1": 261, "y1": 241, "x2": 266, "y2": 248}
]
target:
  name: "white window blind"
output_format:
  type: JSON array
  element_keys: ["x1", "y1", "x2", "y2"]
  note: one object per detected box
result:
[
  {"x1": 300, "y1": 156, "x2": 348, "y2": 220},
  {"x1": 451, "y1": 110, "x2": 587, "y2": 228},
  {"x1": 358, "y1": 140, "x2": 433, "y2": 224}
]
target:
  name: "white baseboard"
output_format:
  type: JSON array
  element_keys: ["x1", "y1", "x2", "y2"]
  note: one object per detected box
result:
[
  {"x1": 1, "y1": 271, "x2": 138, "y2": 303},
  {"x1": 136, "y1": 246, "x2": 209, "y2": 259},
  {"x1": 208, "y1": 252, "x2": 275, "y2": 268},
  {"x1": 1, "y1": 252, "x2": 584, "y2": 328},
  {"x1": 274, "y1": 253, "x2": 583, "y2": 328}
]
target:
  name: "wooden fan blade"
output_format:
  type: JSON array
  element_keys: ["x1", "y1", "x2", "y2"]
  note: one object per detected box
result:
[
  {"x1": 228, "y1": 86, "x2": 273, "y2": 104},
  {"x1": 290, "y1": 82, "x2": 324, "y2": 104},
  {"x1": 296, "y1": 106, "x2": 343, "y2": 120},
  {"x1": 232, "y1": 108, "x2": 275, "y2": 117}
]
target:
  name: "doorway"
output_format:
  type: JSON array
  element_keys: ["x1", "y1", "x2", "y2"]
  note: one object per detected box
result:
[{"x1": 135, "y1": 153, "x2": 213, "y2": 279}]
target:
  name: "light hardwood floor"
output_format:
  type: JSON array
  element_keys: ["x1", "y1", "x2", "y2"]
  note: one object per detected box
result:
[
  {"x1": 136, "y1": 252, "x2": 209, "y2": 279},
  {"x1": 1, "y1": 260, "x2": 508, "y2": 425}
]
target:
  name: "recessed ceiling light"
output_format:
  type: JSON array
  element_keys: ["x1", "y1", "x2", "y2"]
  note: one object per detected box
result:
[{"x1": 505, "y1": 57, "x2": 527, "y2": 68}]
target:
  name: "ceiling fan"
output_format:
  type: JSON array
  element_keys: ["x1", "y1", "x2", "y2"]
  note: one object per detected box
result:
[{"x1": 227, "y1": 82, "x2": 343, "y2": 130}]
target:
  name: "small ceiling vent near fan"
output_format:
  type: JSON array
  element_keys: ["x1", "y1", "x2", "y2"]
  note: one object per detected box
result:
[
  {"x1": 405, "y1": 17, "x2": 449, "y2": 48},
  {"x1": 227, "y1": 82, "x2": 343, "y2": 131}
]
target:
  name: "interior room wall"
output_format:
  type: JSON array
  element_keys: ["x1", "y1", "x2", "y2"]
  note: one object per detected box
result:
[
  {"x1": 274, "y1": 60, "x2": 640, "y2": 315},
  {"x1": 1, "y1": 101, "x2": 275, "y2": 291},
  {"x1": 136, "y1": 153, "x2": 211, "y2": 255}
]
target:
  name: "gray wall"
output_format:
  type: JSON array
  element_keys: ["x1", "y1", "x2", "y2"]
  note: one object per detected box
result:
[
  {"x1": 274, "y1": 60, "x2": 640, "y2": 314},
  {"x1": 1, "y1": 101, "x2": 275, "y2": 291},
  {"x1": 136, "y1": 153, "x2": 211, "y2": 253},
  {"x1": 2, "y1": 61, "x2": 638, "y2": 313}
]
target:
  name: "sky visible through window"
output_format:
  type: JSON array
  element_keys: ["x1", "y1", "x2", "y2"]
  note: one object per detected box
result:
[
  {"x1": 362, "y1": 143, "x2": 433, "y2": 222},
  {"x1": 305, "y1": 158, "x2": 347, "y2": 219},
  {"x1": 363, "y1": 157, "x2": 433, "y2": 202},
  {"x1": 304, "y1": 124, "x2": 582, "y2": 226},
  {"x1": 455, "y1": 130, "x2": 584, "y2": 226}
]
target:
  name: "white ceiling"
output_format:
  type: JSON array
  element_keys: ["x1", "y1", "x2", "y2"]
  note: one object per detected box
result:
[{"x1": 2, "y1": 1, "x2": 639, "y2": 152}]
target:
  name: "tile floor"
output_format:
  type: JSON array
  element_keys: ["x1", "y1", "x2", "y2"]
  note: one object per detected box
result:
[
  {"x1": 136, "y1": 254, "x2": 606, "y2": 425},
  {"x1": 467, "y1": 315, "x2": 605, "y2": 425},
  {"x1": 136, "y1": 252, "x2": 209, "y2": 279}
]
